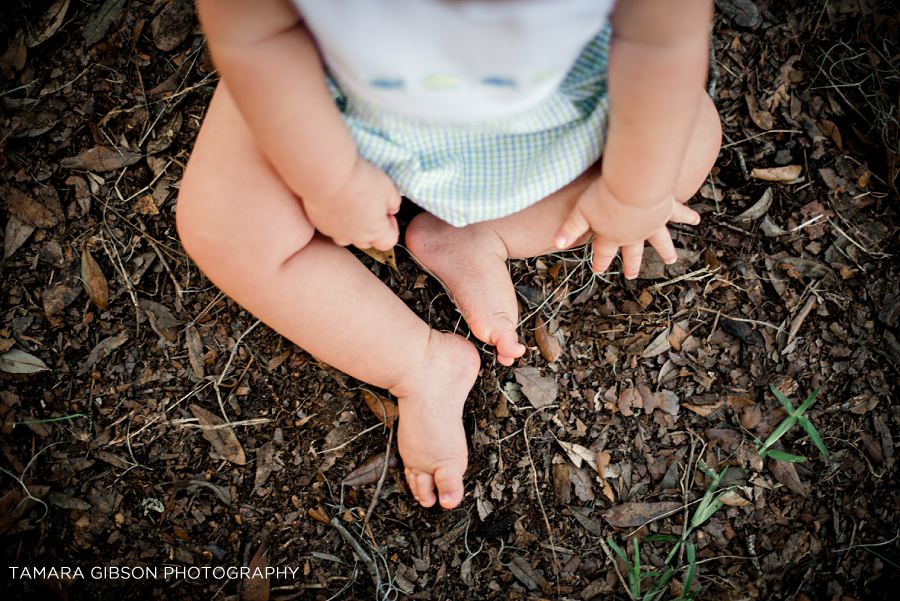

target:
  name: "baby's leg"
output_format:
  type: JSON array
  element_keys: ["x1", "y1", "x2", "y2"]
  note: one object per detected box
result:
[
  {"x1": 407, "y1": 94, "x2": 721, "y2": 363},
  {"x1": 177, "y1": 83, "x2": 479, "y2": 509}
]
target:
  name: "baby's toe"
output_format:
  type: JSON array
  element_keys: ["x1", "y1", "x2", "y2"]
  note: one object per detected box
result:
[
  {"x1": 408, "y1": 470, "x2": 437, "y2": 508},
  {"x1": 495, "y1": 331, "x2": 525, "y2": 366},
  {"x1": 433, "y1": 465, "x2": 465, "y2": 509}
]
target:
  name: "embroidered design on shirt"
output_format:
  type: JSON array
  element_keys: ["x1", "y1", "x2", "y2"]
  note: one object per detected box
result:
[
  {"x1": 422, "y1": 75, "x2": 461, "y2": 90},
  {"x1": 481, "y1": 76, "x2": 517, "y2": 87},
  {"x1": 369, "y1": 78, "x2": 405, "y2": 89}
]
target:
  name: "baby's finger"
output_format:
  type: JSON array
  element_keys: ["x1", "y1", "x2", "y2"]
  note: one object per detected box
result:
[
  {"x1": 387, "y1": 190, "x2": 402, "y2": 215},
  {"x1": 591, "y1": 237, "x2": 619, "y2": 274},
  {"x1": 371, "y1": 216, "x2": 400, "y2": 251},
  {"x1": 620, "y1": 243, "x2": 646, "y2": 280},
  {"x1": 554, "y1": 206, "x2": 591, "y2": 250},
  {"x1": 647, "y1": 228, "x2": 678, "y2": 265},
  {"x1": 670, "y1": 202, "x2": 701, "y2": 225}
]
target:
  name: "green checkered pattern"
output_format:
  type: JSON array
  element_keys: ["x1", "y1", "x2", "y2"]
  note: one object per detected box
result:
[{"x1": 330, "y1": 25, "x2": 611, "y2": 227}]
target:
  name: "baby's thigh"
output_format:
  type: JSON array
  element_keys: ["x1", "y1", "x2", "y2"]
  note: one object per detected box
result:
[{"x1": 177, "y1": 82, "x2": 315, "y2": 274}]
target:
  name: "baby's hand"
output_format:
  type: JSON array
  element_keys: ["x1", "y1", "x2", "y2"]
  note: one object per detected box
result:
[
  {"x1": 303, "y1": 158, "x2": 401, "y2": 251},
  {"x1": 554, "y1": 177, "x2": 700, "y2": 279}
]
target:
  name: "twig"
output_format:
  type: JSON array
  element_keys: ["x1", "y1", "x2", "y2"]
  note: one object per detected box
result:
[
  {"x1": 363, "y1": 424, "x2": 394, "y2": 527},
  {"x1": 315, "y1": 424, "x2": 382, "y2": 454},
  {"x1": 597, "y1": 536, "x2": 639, "y2": 601},
  {"x1": 523, "y1": 409, "x2": 561, "y2": 596},
  {"x1": 214, "y1": 319, "x2": 261, "y2": 423},
  {"x1": 330, "y1": 517, "x2": 383, "y2": 598},
  {"x1": 787, "y1": 294, "x2": 816, "y2": 345}
]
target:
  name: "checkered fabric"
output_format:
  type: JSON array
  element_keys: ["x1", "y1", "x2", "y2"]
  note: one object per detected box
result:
[{"x1": 329, "y1": 25, "x2": 612, "y2": 228}]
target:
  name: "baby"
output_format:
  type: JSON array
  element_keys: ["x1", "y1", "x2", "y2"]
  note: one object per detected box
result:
[{"x1": 178, "y1": 0, "x2": 722, "y2": 509}]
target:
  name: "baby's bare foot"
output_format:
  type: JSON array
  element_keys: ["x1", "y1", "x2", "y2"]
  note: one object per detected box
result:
[
  {"x1": 390, "y1": 330, "x2": 480, "y2": 508},
  {"x1": 406, "y1": 214, "x2": 526, "y2": 366}
]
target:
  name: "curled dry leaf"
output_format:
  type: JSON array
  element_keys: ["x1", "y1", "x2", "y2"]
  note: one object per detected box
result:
[
  {"x1": 750, "y1": 165, "x2": 803, "y2": 182},
  {"x1": 185, "y1": 325, "x2": 205, "y2": 379},
  {"x1": 569, "y1": 464, "x2": 596, "y2": 503},
  {"x1": 552, "y1": 462, "x2": 571, "y2": 505},
  {"x1": 340, "y1": 451, "x2": 398, "y2": 486},
  {"x1": 308, "y1": 506, "x2": 330, "y2": 524},
  {"x1": 601, "y1": 501, "x2": 681, "y2": 528},
  {"x1": 534, "y1": 316, "x2": 562, "y2": 362},
  {"x1": 253, "y1": 441, "x2": 276, "y2": 496},
  {"x1": 513, "y1": 367, "x2": 558, "y2": 408},
  {"x1": 26, "y1": 0, "x2": 70, "y2": 47},
  {"x1": 595, "y1": 451, "x2": 615, "y2": 503},
  {"x1": 361, "y1": 389, "x2": 398, "y2": 426},
  {"x1": 733, "y1": 188, "x2": 774, "y2": 221},
  {"x1": 81, "y1": 249, "x2": 109, "y2": 310},
  {"x1": 745, "y1": 93, "x2": 774, "y2": 130},
  {"x1": 0, "y1": 30, "x2": 26, "y2": 80},
  {"x1": 768, "y1": 453, "x2": 807, "y2": 497},
  {"x1": 61, "y1": 146, "x2": 141, "y2": 172},
  {"x1": 189, "y1": 404, "x2": 247, "y2": 465}
]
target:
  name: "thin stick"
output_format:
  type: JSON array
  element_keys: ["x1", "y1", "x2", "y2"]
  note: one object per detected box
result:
[
  {"x1": 787, "y1": 294, "x2": 816, "y2": 345},
  {"x1": 330, "y1": 517, "x2": 383, "y2": 597},
  {"x1": 363, "y1": 424, "x2": 394, "y2": 527},
  {"x1": 523, "y1": 410, "x2": 561, "y2": 596}
]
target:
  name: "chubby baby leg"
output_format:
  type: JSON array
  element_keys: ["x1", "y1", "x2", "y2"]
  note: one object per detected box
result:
[
  {"x1": 406, "y1": 94, "x2": 721, "y2": 360},
  {"x1": 177, "y1": 83, "x2": 479, "y2": 509}
]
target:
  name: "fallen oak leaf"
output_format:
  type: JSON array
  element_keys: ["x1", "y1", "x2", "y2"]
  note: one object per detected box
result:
[{"x1": 341, "y1": 451, "x2": 398, "y2": 486}]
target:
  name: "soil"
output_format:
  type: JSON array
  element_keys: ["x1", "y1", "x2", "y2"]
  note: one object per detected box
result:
[{"x1": 1, "y1": 1, "x2": 898, "y2": 600}]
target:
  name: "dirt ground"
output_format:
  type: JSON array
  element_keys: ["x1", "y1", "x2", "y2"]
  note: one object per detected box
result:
[{"x1": 1, "y1": 1, "x2": 899, "y2": 600}]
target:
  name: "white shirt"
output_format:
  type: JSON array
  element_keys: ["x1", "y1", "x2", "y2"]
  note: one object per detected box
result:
[{"x1": 292, "y1": 0, "x2": 615, "y2": 123}]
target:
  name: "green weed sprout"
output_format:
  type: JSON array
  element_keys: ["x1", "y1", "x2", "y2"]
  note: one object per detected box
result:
[{"x1": 757, "y1": 385, "x2": 828, "y2": 462}]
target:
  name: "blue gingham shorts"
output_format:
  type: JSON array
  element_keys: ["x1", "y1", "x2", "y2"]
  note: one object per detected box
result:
[{"x1": 329, "y1": 25, "x2": 611, "y2": 228}]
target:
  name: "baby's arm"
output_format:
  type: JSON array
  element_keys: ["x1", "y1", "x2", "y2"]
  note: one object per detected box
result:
[
  {"x1": 555, "y1": 0, "x2": 714, "y2": 277},
  {"x1": 195, "y1": 0, "x2": 400, "y2": 250}
]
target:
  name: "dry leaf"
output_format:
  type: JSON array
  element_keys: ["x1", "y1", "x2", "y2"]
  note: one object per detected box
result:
[
  {"x1": 513, "y1": 367, "x2": 557, "y2": 408},
  {"x1": 361, "y1": 389, "x2": 398, "y2": 426},
  {"x1": 683, "y1": 399, "x2": 724, "y2": 417},
  {"x1": 617, "y1": 386, "x2": 641, "y2": 417},
  {"x1": 61, "y1": 146, "x2": 141, "y2": 172},
  {"x1": 253, "y1": 442, "x2": 276, "y2": 496},
  {"x1": 81, "y1": 249, "x2": 109, "y2": 310},
  {"x1": 359, "y1": 247, "x2": 398, "y2": 271},
  {"x1": 26, "y1": 0, "x2": 70, "y2": 47},
  {"x1": 83, "y1": 0, "x2": 126, "y2": 46},
  {"x1": 552, "y1": 463, "x2": 571, "y2": 505},
  {"x1": 567, "y1": 504, "x2": 604, "y2": 537},
  {"x1": 0, "y1": 30, "x2": 26, "y2": 80},
  {"x1": 768, "y1": 454, "x2": 807, "y2": 497},
  {"x1": 601, "y1": 502, "x2": 681, "y2": 528},
  {"x1": 733, "y1": 188, "x2": 774, "y2": 221},
  {"x1": 308, "y1": 506, "x2": 330, "y2": 524},
  {"x1": 243, "y1": 543, "x2": 270, "y2": 601},
  {"x1": 151, "y1": 0, "x2": 194, "y2": 51},
  {"x1": 77, "y1": 331, "x2": 129, "y2": 376},
  {"x1": 569, "y1": 465, "x2": 595, "y2": 502},
  {"x1": 0, "y1": 485, "x2": 50, "y2": 536},
  {"x1": 595, "y1": 451, "x2": 616, "y2": 503},
  {"x1": 133, "y1": 195, "x2": 159, "y2": 215},
  {"x1": 0, "y1": 349, "x2": 50, "y2": 374},
  {"x1": 43, "y1": 271, "x2": 82, "y2": 316},
  {"x1": 750, "y1": 165, "x2": 803, "y2": 182},
  {"x1": 146, "y1": 111, "x2": 183, "y2": 154},
  {"x1": 340, "y1": 451, "x2": 398, "y2": 486},
  {"x1": 554, "y1": 434, "x2": 597, "y2": 471},
  {"x1": 189, "y1": 404, "x2": 247, "y2": 465},
  {"x1": 2, "y1": 185, "x2": 58, "y2": 228},
  {"x1": 185, "y1": 325, "x2": 205, "y2": 379},
  {"x1": 719, "y1": 488, "x2": 753, "y2": 507},
  {"x1": 745, "y1": 93, "x2": 774, "y2": 130},
  {"x1": 4, "y1": 215, "x2": 35, "y2": 259},
  {"x1": 534, "y1": 316, "x2": 562, "y2": 362},
  {"x1": 641, "y1": 327, "x2": 671, "y2": 358}
]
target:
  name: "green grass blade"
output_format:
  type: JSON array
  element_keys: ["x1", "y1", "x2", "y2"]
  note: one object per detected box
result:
[
  {"x1": 758, "y1": 416, "x2": 798, "y2": 456},
  {"x1": 607, "y1": 538, "x2": 629, "y2": 564},
  {"x1": 795, "y1": 386, "x2": 822, "y2": 415},
  {"x1": 665, "y1": 540, "x2": 682, "y2": 565},
  {"x1": 645, "y1": 534, "x2": 679, "y2": 543},
  {"x1": 769, "y1": 384, "x2": 796, "y2": 412},
  {"x1": 798, "y1": 415, "x2": 830, "y2": 457},
  {"x1": 645, "y1": 568, "x2": 675, "y2": 600},
  {"x1": 683, "y1": 543, "x2": 697, "y2": 597},
  {"x1": 766, "y1": 449, "x2": 807, "y2": 463}
]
